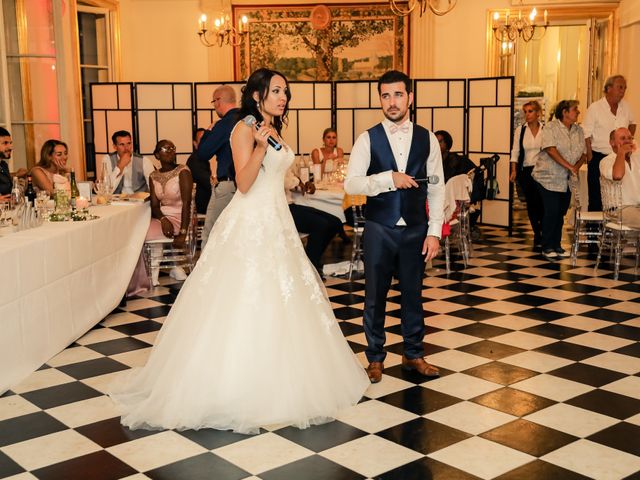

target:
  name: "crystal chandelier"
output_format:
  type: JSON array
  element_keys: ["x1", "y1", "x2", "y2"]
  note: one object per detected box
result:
[
  {"x1": 389, "y1": 0, "x2": 456, "y2": 17},
  {"x1": 492, "y1": 4, "x2": 548, "y2": 44},
  {"x1": 197, "y1": 11, "x2": 248, "y2": 47}
]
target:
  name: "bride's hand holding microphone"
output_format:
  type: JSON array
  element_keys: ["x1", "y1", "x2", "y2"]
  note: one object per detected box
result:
[{"x1": 253, "y1": 124, "x2": 273, "y2": 150}]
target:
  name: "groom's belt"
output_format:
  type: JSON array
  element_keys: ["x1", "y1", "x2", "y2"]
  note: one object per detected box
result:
[{"x1": 217, "y1": 176, "x2": 234, "y2": 182}]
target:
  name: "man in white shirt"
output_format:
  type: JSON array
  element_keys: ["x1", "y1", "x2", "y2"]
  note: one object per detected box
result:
[
  {"x1": 101, "y1": 130, "x2": 155, "y2": 194},
  {"x1": 583, "y1": 75, "x2": 636, "y2": 212},
  {"x1": 600, "y1": 127, "x2": 640, "y2": 228},
  {"x1": 345, "y1": 70, "x2": 445, "y2": 383}
]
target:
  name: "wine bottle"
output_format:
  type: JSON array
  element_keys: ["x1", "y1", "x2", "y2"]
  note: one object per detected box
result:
[
  {"x1": 25, "y1": 176, "x2": 36, "y2": 206},
  {"x1": 69, "y1": 168, "x2": 80, "y2": 209}
]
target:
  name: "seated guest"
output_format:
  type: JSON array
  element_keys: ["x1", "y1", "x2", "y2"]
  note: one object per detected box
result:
[
  {"x1": 435, "y1": 130, "x2": 476, "y2": 183},
  {"x1": 600, "y1": 127, "x2": 640, "y2": 228},
  {"x1": 186, "y1": 128, "x2": 211, "y2": 214},
  {"x1": 311, "y1": 127, "x2": 344, "y2": 176},
  {"x1": 31, "y1": 139, "x2": 70, "y2": 195},
  {"x1": 0, "y1": 127, "x2": 27, "y2": 198},
  {"x1": 101, "y1": 130, "x2": 155, "y2": 194},
  {"x1": 285, "y1": 167, "x2": 342, "y2": 276},
  {"x1": 128, "y1": 140, "x2": 193, "y2": 295}
]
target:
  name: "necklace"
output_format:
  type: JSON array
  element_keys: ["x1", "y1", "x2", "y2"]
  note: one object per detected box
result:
[{"x1": 152, "y1": 164, "x2": 183, "y2": 187}]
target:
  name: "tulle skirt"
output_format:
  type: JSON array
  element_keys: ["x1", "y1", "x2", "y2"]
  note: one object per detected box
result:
[{"x1": 110, "y1": 189, "x2": 369, "y2": 434}]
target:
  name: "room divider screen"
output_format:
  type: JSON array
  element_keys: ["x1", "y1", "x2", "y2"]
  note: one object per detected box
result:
[{"x1": 91, "y1": 76, "x2": 513, "y2": 227}]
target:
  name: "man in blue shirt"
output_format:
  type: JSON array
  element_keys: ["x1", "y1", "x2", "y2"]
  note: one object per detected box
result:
[{"x1": 198, "y1": 85, "x2": 240, "y2": 247}]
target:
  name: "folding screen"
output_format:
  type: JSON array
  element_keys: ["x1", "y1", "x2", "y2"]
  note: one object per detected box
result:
[
  {"x1": 467, "y1": 77, "x2": 514, "y2": 227},
  {"x1": 135, "y1": 83, "x2": 194, "y2": 165},
  {"x1": 414, "y1": 79, "x2": 466, "y2": 154},
  {"x1": 334, "y1": 81, "x2": 385, "y2": 154},
  {"x1": 286, "y1": 82, "x2": 333, "y2": 155},
  {"x1": 90, "y1": 77, "x2": 513, "y2": 227},
  {"x1": 90, "y1": 83, "x2": 135, "y2": 178}
]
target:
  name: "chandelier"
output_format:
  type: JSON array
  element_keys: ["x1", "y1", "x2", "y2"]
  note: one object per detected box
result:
[
  {"x1": 389, "y1": 0, "x2": 456, "y2": 17},
  {"x1": 197, "y1": 11, "x2": 248, "y2": 47},
  {"x1": 492, "y1": 4, "x2": 548, "y2": 43}
]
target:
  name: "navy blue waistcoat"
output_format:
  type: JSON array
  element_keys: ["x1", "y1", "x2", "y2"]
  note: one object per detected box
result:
[{"x1": 365, "y1": 123, "x2": 430, "y2": 227}]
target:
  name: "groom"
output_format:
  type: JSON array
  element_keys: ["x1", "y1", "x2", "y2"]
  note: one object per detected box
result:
[{"x1": 345, "y1": 70, "x2": 445, "y2": 383}]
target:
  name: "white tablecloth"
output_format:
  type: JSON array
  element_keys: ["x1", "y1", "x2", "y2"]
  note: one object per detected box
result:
[
  {"x1": 291, "y1": 185, "x2": 346, "y2": 222},
  {"x1": 0, "y1": 203, "x2": 150, "y2": 394}
]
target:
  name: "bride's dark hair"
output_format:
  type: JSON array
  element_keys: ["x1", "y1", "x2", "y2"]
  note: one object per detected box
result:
[{"x1": 239, "y1": 68, "x2": 290, "y2": 135}]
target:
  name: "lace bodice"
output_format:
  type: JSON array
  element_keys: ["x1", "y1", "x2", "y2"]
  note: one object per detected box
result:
[{"x1": 150, "y1": 164, "x2": 187, "y2": 209}]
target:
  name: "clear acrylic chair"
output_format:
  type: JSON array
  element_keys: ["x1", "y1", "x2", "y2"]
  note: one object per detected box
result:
[
  {"x1": 347, "y1": 197, "x2": 366, "y2": 280},
  {"x1": 595, "y1": 176, "x2": 640, "y2": 280},
  {"x1": 144, "y1": 189, "x2": 198, "y2": 285},
  {"x1": 568, "y1": 174, "x2": 604, "y2": 266}
]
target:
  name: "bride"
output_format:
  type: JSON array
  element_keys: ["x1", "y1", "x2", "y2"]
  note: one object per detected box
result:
[{"x1": 110, "y1": 68, "x2": 369, "y2": 434}]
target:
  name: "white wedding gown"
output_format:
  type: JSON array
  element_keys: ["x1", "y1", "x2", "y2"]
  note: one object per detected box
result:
[{"x1": 110, "y1": 140, "x2": 369, "y2": 434}]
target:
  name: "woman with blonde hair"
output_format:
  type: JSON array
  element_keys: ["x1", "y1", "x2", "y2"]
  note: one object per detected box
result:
[{"x1": 509, "y1": 100, "x2": 544, "y2": 247}]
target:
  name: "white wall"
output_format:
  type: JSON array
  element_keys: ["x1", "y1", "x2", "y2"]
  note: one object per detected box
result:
[
  {"x1": 428, "y1": 0, "x2": 511, "y2": 78},
  {"x1": 618, "y1": 0, "x2": 640, "y2": 119},
  {"x1": 119, "y1": 0, "x2": 209, "y2": 82}
]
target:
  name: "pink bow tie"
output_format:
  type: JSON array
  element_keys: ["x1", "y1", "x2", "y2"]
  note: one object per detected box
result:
[{"x1": 389, "y1": 123, "x2": 410, "y2": 135}]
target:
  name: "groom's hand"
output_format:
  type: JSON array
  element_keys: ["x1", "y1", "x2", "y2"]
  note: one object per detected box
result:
[
  {"x1": 392, "y1": 172, "x2": 418, "y2": 189},
  {"x1": 422, "y1": 235, "x2": 440, "y2": 260}
]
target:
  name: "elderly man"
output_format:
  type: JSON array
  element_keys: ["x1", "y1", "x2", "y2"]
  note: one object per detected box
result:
[
  {"x1": 600, "y1": 127, "x2": 640, "y2": 228},
  {"x1": 197, "y1": 85, "x2": 240, "y2": 247},
  {"x1": 583, "y1": 75, "x2": 636, "y2": 212}
]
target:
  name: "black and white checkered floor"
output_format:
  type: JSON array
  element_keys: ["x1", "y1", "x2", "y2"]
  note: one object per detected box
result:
[{"x1": 1, "y1": 216, "x2": 640, "y2": 480}]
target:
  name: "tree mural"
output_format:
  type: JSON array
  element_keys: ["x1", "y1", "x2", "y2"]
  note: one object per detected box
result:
[{"x1": 236, "y1": 5, "x2": 406, "y2": 81}]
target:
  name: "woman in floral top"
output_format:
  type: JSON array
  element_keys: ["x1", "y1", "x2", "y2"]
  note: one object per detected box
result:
[{"x1": 532, "y1": 100, "x2": 586, "y2": 260}]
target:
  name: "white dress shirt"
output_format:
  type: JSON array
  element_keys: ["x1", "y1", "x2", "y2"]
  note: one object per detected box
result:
[
  {"x1": 600, "y1": 151, "x2": 640, "y2": 206},
  {"x1": 582, "y1": 97, "x2": 636, "y2": 154},
  {"x1": 101, "y1": 154, "x2": 155, "y2": 194},
  {"x1": 510, "y1": 124, "x2": 542, "y2": 168},
  {"x1": 344, "y1": 118, "x2": 445, "y2": 237}
]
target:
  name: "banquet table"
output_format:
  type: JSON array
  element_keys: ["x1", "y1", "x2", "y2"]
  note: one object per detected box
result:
[
  {"x1": 291, "y1": 183, "x2": 347, "y2": 222},
  {"x1": 0, "y1": 203, "x2": 150, "y2": 394}
]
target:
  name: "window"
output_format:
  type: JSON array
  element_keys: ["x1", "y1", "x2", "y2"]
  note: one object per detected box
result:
[
  {"x1": 1, "y1": 0, "x2": 61, "y2": 170},
  {"x1": 77, "y1": 4, "x2": 115, "y2": 176}
]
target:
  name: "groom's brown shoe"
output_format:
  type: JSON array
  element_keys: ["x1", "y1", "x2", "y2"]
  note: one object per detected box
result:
[
  {"x1": 401, "y1": 356, "x2": 440, "y2": 378},
  {"x1": 366, "y1": 362, "x2": 384, "y2": 383}
]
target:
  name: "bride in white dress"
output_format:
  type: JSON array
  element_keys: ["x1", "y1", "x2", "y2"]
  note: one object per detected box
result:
[{"x1": 110, "y1": 68, "x2": 369, "y2": 434}]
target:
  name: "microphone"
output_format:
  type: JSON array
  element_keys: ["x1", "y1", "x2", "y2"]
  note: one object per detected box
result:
[
  {"x1": 242, "y1": 115, "x2": 283, "y2": 151},
  {"x1": 413, "y1": 175, "x2": 440, "y2": 184}
]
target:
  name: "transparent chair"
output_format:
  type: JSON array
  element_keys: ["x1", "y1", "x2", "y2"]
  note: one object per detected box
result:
[
  {"x1": 595, "y1": 176, "x2": 640, "y2": 280},
  {"x1": 442, "y1": 201, "x2": 472, "y2": 274},
  {"x1": 143, "y1": 189, "x2": 198, "y2": 285},
  {"x1": 346, "y1": 195, "x2": 366, "y2": 280},
  {"x1": 568, "y1": 174, "x2": 604, "y2": 266},
  {"x1": 440, "y1": 174, "x2": 473, "y2": 274}
]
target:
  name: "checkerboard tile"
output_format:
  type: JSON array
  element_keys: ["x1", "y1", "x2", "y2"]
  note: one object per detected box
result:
[{"x1": 1, "y1": 215, "x2": 639, "y2": 479}]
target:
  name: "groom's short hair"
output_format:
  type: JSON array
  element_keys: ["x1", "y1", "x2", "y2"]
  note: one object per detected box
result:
[{"x1": 378, "y1": 70, "x2": 412, "y2": 95}]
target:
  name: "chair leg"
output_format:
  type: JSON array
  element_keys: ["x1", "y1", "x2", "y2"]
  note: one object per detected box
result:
[
  {"x1": 570, "y1": 220, "x2": 579, "y2": 266},
  {"x1": 444, "y1": 237, "x2": 451, "y2": 275}
]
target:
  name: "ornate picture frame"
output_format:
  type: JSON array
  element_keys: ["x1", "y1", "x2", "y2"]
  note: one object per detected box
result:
[{"x1": 233, "y1": 3, "x2": 409, "y2": 81}]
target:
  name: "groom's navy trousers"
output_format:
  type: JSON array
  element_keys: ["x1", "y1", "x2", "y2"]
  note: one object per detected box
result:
[{"x1": 363, "y1": 219, "x2": 427, "y2": 363}]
